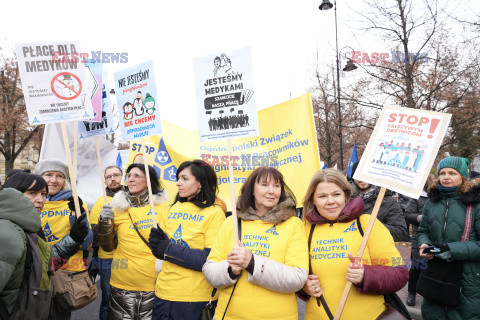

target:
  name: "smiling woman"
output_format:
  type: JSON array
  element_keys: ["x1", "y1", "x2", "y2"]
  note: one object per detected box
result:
[
  {"x1": 203, "y1": 166, "x2": 308, "y2": 320},
  {"x1": 98, "y1": 163, "x2": 168, "y2": 320},
  {"x1": 33, "y1": 158, "x2": 93, "y2": 319},
  {"x1": 299, "y1": 168, "x2": 408, "y2": 320}
]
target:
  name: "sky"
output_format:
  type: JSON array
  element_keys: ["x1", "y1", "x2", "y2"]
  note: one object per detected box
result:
[{"x1": 1, "y1": 0, "x2": 478, "y2": 130}]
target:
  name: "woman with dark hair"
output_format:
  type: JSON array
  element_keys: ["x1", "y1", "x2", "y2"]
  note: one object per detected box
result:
[
  {"x1": 148, "y1": 159, "x2": 226, "y2": 320},
  {"x1": 3, "y1": 172, "x2": 87, "y2": 262},
  {"x1": 98, "y1": 163, "x2": 168, "y2": 320},
  {"x1": 202, "y1": 166, "x2": 308, "y2": 320},
  {"x1": 417, "y1": 157, "x2": 480, "y2": 319}
]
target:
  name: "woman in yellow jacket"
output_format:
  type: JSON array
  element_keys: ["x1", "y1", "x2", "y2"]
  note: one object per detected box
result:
[
  {"x1": 299, "y1": 169, "x2": 408, "y2": 320},
  {"x1": 35, "y1": 158, "x2": 92, "y2": 320},
  {"x1": 98, "y1": 163, "x2": 168, "y2": 320},
  {"x1": 148, "y1": 160, "x2": 226, "y2": 320},
  {"x1": 203, "y1": 166, "x2": 309, "y2": 320}
]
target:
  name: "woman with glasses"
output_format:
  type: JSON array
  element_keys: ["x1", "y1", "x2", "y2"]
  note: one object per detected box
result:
[{"x1": 98, "y1": 163, "x2": 168, "y2": 320}]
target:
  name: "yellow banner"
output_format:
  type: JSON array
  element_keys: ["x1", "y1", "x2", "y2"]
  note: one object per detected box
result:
[{"x1": 125, "y1": 93, "x2": 320, "y2": 210}]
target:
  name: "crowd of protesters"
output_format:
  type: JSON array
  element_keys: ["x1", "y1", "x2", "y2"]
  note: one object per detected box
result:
[{"x1": 0, "y1": 155, "x2": 479, "y2": 320}]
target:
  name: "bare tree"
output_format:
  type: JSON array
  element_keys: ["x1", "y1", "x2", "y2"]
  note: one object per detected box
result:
[
  {"x1": 0, "y1": 57, "x2": 43, "y2": 174},
  {"x1": 339, "y1": 0, "x2": 480, "y2": 161},
  {"x1": 311, "y1": 65, "x2": 371, "y2": 167}
]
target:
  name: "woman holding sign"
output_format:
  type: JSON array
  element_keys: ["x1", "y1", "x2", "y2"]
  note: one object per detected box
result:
[
  {"x1": 299, "y1": 169, "x2": 408, "y2": 320},
  {"x1": 203, "y1": 166, "x2": 309, "y2": 320},
  {"x1": 98, "y1": 163, "x2": 168, "y2": 320},
  {"x1": 417, "y1": 156, "x2": 480, "y2": 320},
  {"x1": 148, "y1": 160, "x2": 226, "y2": 320}
]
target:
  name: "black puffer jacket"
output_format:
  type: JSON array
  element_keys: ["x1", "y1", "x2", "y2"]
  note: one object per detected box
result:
[
  {"x1": 417, "y1": 184, "x2": 480, "y2": 319},
  {"x1": 405, "y1": 193, "x2": 428, "y2": 251},
  {"x1": 353, "y1": 186, "x2": 408, "y2": 242}
]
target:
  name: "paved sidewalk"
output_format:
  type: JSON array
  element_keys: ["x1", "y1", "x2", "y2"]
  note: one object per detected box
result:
[{"x1": 395, "y1": 242, "x2": 422, "y2": 320}]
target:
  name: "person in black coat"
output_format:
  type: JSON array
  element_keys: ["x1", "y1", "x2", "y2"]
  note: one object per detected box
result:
[{"x1": 404, "y1": 173, "x2": 435, "y2": 306}]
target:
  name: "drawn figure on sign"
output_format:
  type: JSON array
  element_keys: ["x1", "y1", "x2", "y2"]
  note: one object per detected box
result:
[
  {"x1": 213, "y1": 53, "x2": 234, "y2": 77},
  {"x1": 373, "y1": 142, "x2": 385, "y2": 163},
  {"x1": 61, "y1": 74, "x2": 79, "y2": 98},
  {"x1": 133, "y1": 91, "x2": 144, "y2": 116},
  {"x1": 144, "y1": 93, "x2": 156, "y2": 115},
  {"x1": 123, "y1": 102, "x2": 134, "y2": 120}
]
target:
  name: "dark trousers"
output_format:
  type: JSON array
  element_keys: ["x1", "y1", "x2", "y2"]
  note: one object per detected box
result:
[
  {"x1": 98, "y1": 258, "x2": 112, "y2": 320},
  {"x1": 152, "y1": 296, "x2": 214, "y2": 320},
  {"x1": 408, "y1": 250, "x2": 421, "y2": 294}
]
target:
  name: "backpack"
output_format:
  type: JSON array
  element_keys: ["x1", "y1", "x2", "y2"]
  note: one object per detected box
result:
[{"x1": 0, "y1": 232, "x2": 54, "y2": 320}]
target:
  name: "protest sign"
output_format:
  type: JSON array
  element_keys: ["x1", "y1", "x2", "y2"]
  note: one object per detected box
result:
[
  {"x1": 353, "y1": 105, "x2": 451, "y2": 199},
  {"x1": 15, "y1": 42, "x2": 94, "y2": 124},
  {"x1": 114, "y1": 60, "x2": 162, "y2": 141},
  {"x1": 83, "y1": 59, "x2": 102, "y2": 122},
  {"x1": 40, "y1": 123, "x2": 118, "y2": 209},
  {"x1": 124, "y1": 94, "x2": 320, "y2": 210},
  {"x1": 194, "y1": 47, "x2": 259, "y2": 142},
  {"x1": 114, "y1": 60, "x2": 162, "y2": 225},
  {"x1": 78, "y1": 74, "x2": 114, "y2": 139}
]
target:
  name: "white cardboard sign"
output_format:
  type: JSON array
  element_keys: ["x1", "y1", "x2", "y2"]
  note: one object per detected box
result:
[
  {"x1": 353, "y1": 105, "x2": 451, "y2": 199},
  {"x1": 194, "y1": 47, "x2": 259, "y2": 142},
  {"x1": 15, "y1": 42, "x2": 94, "y2": 125}
]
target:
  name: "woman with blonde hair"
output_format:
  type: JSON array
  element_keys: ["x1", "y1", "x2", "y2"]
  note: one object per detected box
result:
[
  {"x1": 417, "y1": 156, "x2": 480, "y2": 319},
  {"x1": 299, "y1": 168, "x2": 408, "y2": 319}
]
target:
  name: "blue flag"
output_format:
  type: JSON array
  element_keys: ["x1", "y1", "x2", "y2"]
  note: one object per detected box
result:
[
  {"x1": 116, "y1": 153, "x2": 123, "y2": 170},
  {"x1": 322, "y1": 163, "x2": 328, "y2": 170},
  {"x1": 346, "y1": 143, "x2": 359, "y2": 178}
]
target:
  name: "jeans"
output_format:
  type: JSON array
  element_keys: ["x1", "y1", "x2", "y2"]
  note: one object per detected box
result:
[{"x1": 98, "y1": 258, "x2": 112, "y2": 320}]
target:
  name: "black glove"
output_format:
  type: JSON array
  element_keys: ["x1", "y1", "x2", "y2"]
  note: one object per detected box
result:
[
  {"x1": 148, "y1": 226, "x2": 170, "y2": 259},
  {"x1": 432, "y1": 242, "x2": 449, "y2": 253},
  {"x1": 70, "y1": 212, "x2": 89, "y2": 243},
  {"x1": 67, "y1": 196, "x2": 86, "y2": 214}
]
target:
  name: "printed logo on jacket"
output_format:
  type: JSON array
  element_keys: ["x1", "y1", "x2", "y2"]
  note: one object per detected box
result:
[{"x1": 242, "y1": 226, "x2": 281, "y2": 258}]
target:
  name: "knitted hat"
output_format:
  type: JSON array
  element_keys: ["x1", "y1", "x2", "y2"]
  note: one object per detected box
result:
[
  {"x1": 437, "y1": 156, "x2": 469, "y2": 179},
  {"x1": 34, "y1": 158, "x2": 69, "y2": 180},
  {"x1": 144, "y1": 93, "x2": 155, "y2": 104}
]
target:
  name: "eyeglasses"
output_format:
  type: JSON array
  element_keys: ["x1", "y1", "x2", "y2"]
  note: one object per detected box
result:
[
  {"x1": 126, "y1": 173, "x2": 145, "y2": 180},
  {"x1": 106, "y1": 173, "x2": 122, "y2": 180}
]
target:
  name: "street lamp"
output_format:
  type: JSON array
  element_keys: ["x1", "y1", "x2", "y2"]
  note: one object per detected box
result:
[{"x1": 320, "y1": 0, "x2": 356, "y2": 171}]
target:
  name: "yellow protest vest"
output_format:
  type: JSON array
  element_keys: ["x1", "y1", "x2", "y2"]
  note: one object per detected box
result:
[
  {"x1": 109, "y1": 202, "x2": 167, "y2": 291},
  {"x1": 155, "y1": 201, "x2": 225, "y2": 301},
  {"x1": 207, "y1": 215, "x2": 308, "y2": 320},
  {"x1": 41, "y1": 200, "x2": 89, "y2": 271},
  {"x1": 304, "y1": 214, "x2": 402, "y2": 320}
]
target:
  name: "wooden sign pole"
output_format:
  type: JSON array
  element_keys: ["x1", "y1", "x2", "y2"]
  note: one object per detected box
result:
[
  {"x1": 141, "y1": 137, "x2": 157, "y2": 228},
  {"x1": 60, "y1": 122, "x2": 82, "y2": 218},
  {"x1": 333, "y1": 187, "x2": 386, "y2": 320},
  {"x1": 95, "y1": 136, "x2": 109, "y2": 203},
  {"x1": 226, "y1": 139, "x2": 239, "y2": 243}
]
